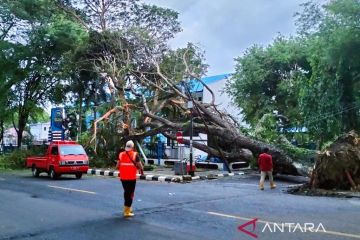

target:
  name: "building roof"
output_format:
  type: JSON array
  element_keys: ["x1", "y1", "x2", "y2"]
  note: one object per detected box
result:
[{"x1": 190, "y1": 73, "x2": 233, "y2": 92}]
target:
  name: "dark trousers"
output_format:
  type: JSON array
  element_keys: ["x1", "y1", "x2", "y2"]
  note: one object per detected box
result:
[{"x1": 121, "y1": 180, "x2": 136, "y2": 207}]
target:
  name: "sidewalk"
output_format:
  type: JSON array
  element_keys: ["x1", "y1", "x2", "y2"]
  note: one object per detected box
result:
[{"x1": 87, "y1": 165, "x2": 246, "y2": 183}]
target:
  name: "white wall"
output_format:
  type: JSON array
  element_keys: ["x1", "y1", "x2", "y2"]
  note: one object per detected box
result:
[
  {"x1": 29, "y1": 122, "x2": 50, "y2": 142},
  {"x1": 202, "y1": 78, "x2": 243, "y2": 123}
]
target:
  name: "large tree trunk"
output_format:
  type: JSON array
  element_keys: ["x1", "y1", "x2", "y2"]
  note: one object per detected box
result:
[
  {"x1": 15, "y1": 109, "x2": 29, "y2": 148},
  {"x1": 163, "y1": 127, "x2": 302, "y2": 175},
  {"x1": 144, "y1": 106, "x2": 306, "y2": 175},
  {"x1": 16, "y1": 121, "x2": 26, "y2": 148}
]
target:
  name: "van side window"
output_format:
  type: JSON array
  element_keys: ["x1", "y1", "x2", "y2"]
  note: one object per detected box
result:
[{"x1": 51, "y1": 146, "x2": 59, "y2": 155}]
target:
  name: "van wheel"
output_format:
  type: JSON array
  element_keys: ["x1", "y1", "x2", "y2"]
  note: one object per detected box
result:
[
  {"x1": 32, "y1": 166, "x2": 40, "y2": 177},
  {"x1": 49, "y1": 168, "x2": 58, "y2": 179},
  {"x1": 75, "y1": 173, "x2": 82, "y2": 179}
]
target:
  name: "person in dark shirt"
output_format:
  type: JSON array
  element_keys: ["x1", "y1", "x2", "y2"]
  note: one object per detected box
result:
[{"x1": 258, "y1": 147, "x2": 276, "y2": 190}]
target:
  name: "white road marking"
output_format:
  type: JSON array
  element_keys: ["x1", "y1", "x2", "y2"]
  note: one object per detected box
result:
[
  {"x1": 48, "y1": 185, "x2": 97, "y2": 195},
  {"x1": 0, "y1": 177, "x2": 5, "y2": 181},
  {"x1": 207, "y1": 211, "x2": 360, "y2": 239}
]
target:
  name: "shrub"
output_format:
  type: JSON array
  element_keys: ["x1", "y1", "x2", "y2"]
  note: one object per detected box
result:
[
  {"x1": 0, "y1": 150, "x2": 27, "y2": 170},
  {"x1": 144, "y1": 165, "x2": 156, "y2": 171},
  {"x1": 249, "y1": 157, "x2": 258, "y2": 170},
  {"x1": 0, "y1": 146, "x2": 49, "y2": 170}
]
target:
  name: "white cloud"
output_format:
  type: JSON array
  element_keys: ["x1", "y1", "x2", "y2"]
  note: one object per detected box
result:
[{"x1": 145, "y1": 0, "x2": 306, "y2": 75}]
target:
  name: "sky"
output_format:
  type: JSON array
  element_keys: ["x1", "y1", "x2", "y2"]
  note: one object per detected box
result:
[{"x1": 145, "y1": 0, "x2": 306, "y2": 76}]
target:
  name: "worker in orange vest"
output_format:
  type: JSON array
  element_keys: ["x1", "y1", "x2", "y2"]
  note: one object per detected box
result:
[{"x1": 116, "y1": 140, "x2": 144, "y2": 217}]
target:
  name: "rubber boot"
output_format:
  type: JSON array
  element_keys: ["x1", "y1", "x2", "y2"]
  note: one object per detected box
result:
[
  {"x1": 123, "y1": 206, "x2": 134, "y2": 217},
  {"x1": 259, "y1": 181, "x2": 264, "y2": 190},
  {"x1": 270, "y1": 182, "x2": 277, "y2": 189}
]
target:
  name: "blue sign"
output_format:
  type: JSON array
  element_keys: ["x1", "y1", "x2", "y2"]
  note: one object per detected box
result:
[{"x1": 49, "y1": 108, "x2": 64, "y2": 141}]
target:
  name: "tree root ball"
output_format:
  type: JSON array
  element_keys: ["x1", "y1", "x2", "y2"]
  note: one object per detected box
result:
[{"x1": 311, "y1": 131, "x2": 360, "y2": 190}]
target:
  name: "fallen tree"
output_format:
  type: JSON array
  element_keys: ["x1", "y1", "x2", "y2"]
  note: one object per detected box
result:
[
  {"x1": 58, "y1": 0, "x2": 317, "y2": 175},
  {"x1": 81, "y1": 33, "x2": 316, "y2": 176}
]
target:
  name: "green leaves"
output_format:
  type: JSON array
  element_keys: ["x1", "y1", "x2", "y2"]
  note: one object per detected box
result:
[
  {"x1": 229, "y1": 0, "x2": 360, "y2": 147},
  {"x1": 228, "y1": 37, "x2": 306, "y2": 127},
  {"x1": 0, "y1": 0, "x2": 89, "y2": 146}
]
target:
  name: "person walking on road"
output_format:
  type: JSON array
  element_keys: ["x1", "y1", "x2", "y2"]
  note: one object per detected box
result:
[
  {"x1": 258, "y1": 147, "x2": 276, "y2": 190},
  {"x1": 116, "y1": 140, "x2": 144, "y2": 217}
]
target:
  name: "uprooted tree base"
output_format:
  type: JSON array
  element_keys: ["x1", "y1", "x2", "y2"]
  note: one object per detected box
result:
[
  {"x1": 309, "y1": 131, "x2": 360, "y2": 191},
  {"x1": 288, "y1": 130, "x2": 360, "y2": 192},
  {"x1": 287, "y1": 131, "x2": 360, "y2": 196}
]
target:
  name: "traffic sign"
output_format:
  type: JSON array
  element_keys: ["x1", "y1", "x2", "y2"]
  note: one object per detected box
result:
[{"x1": 176, "y1": 132, "x2": 184, "y2": 144}]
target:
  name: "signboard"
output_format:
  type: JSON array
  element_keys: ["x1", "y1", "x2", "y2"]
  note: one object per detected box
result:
[{"x1": 49, "y1": 108, "x2": 64, "y2": 141}]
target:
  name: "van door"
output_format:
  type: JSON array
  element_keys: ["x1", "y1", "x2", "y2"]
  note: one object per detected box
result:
[{"x1": 49, "y1": 146, "x2": 59, "y2": 169}]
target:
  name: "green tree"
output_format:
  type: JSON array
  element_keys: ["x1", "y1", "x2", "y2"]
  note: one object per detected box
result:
[
  {"x1": 297, "y1": 0, "x2": 360, "y2": 145},
  {"x1": 228, "y1": 0, "x2": 360, "y2": 147},
  {"x1": 227, "y1": 37, "x2": 309, "y2": 128},
  {"x1": 1, "y1": 0, "x2": 88, "y2": 146}
]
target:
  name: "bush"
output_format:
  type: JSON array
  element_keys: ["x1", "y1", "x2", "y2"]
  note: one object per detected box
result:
[
  {"x1": 0, "y1": 146, "x2": 49, "y2": 170},
  {"x1": 0, "y1": 150, "x2": 27, "y2": 170},
  {"x1": 143, "y1": 165, "x2": 156, "y2": 171},
  {"x1": 89, "y1": 156, "x2": 116, "y2": 168},
  {"x1": 249, "y1": 157, "x2": 258, "y2": 170}
]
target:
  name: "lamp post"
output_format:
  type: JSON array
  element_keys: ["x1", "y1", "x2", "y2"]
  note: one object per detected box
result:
[
  {"x1": 188, "y1": 100, "x2": 195, "y2": 176},
  {"x1": 182, "y1": 81, "x2": 195, "y2": 177}
]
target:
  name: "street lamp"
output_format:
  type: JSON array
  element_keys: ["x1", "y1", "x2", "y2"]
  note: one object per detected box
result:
[
  {"x1": 187, "y1": 100, "x2": 195, "y2": 177},
  {"x1": 182, "y1": 80, "x2": 195, "y2": 177}
]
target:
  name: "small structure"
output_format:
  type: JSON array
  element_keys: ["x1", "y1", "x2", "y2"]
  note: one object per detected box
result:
[
  {"x1": 2, "y1": 128, "x2": 31, "y2": 147},
  {"x1": 3, "y1": 128, "x2": 18, "y2": 146},
  {"x1": 29, "y1": 122, "x2": 50, "y2": 144}
]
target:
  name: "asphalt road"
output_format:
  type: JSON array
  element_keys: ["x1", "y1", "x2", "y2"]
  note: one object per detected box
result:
[{"x1": 0, "y1": 170, "x2": 359, "y2": 240}]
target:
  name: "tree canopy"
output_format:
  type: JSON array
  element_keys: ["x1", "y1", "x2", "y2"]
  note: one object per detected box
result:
[{"x1": 228, "y1": 0, "x2": 360, "y2": 147}]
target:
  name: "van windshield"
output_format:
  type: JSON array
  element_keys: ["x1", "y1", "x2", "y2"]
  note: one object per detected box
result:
[{"x1": 59, "y1": 145, "x2": 86, "y2": 155}]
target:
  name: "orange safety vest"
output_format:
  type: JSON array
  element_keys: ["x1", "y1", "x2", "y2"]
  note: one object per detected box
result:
[{"x1": 119, "y1": 150, "x2": 138, "y2": 180}]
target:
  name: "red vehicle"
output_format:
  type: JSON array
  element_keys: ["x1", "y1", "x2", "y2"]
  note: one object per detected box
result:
[{"x1": 26, "y1": 141, "x2": 89, "y2": 179}]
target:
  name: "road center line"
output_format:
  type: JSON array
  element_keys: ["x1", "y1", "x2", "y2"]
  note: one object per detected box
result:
[
  {"x1": 207, "y1": 211, "x2": 360, "y2": 239},
  {"x1": 48, "y1": 185, "x2": 97, "y2": 195}
]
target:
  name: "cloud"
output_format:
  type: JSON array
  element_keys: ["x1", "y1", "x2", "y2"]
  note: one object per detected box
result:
[{"x1": 145, "y1": 0, "x2": 306, "y2": 75}]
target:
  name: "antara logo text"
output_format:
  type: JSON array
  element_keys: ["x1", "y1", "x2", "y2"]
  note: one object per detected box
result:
[{"x1": 238, "y1": 218, "x2": 326, "y2": 238}]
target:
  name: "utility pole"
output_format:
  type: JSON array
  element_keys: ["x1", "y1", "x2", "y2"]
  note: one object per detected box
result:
[
  {"x1": 182, "y1": 81, "x2": 195, "y2": 177},
  {"x1": 188, "y1": 100, "x2": 194, "y2": 176}
]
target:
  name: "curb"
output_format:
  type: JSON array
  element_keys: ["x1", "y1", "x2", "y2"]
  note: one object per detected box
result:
[
  {"x1": 87, "y1": 169, "x2": 180, "y2": 182},
  {"x1": 195, "y1": 171, "x2": 245, "y2": 180},
  {"x1": 87, "y1": 169, "x2": 245, "y2": 183}
]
